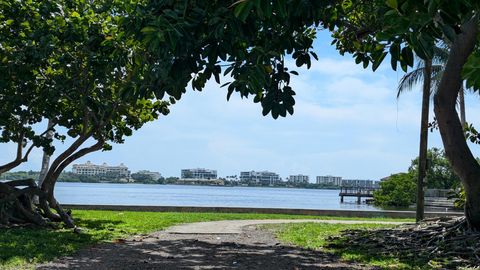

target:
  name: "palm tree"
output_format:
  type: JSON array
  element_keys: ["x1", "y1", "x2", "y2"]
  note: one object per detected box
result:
[
  {"x1": 398, "y1": 46, "x2": 466, "y2": 125},
  {"x1": 397, "y1": 46, "x2": 466, "y2": 222}
]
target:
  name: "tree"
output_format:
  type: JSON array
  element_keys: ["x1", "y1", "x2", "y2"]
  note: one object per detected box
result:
[
  {"x1": 3, "y1": 0, "x2": 480, "y2": 230},
  {"x1": 130, "y1": 173, "x2": 155, "y2": 184},
  {"x1": 409, "y1": 148, "x2": 460, "y2": 190},
  {"x1": 401, "y1": 57, "x2": 432, "y2": 221},
  {"x1": 397, "y1": 46, "x2": 447, "y2": 221},
  {"x1": 373, "y1": 173, "x2": 416, "y2": 207},
  {"x1": 0, "y1": 0, "x2": 170, "y2": 227},
  {"x1": 1, "y1": 0, "x2": 320, "y2": 227},
  {"x1": 247, "y1": 0, "x2": 480, "y2": 228},
  {"x1": 202, "y1": 0, "x2": 480, "y2": 228}
]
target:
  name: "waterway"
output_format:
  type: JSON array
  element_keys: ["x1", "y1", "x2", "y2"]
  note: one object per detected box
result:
[{"x1": 55, "y1": 182, "x2": 384, "y2": 211}]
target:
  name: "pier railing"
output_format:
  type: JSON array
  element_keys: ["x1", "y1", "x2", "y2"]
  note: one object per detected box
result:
[{"x1": 339, "y1": 186, "x2": 379, "y2": 203}]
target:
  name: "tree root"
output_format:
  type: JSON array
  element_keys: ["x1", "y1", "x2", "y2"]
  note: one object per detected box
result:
[
  {"x1": 0, "y1": 179, "x2": 75, "y2": 228},
  {"x1": 327, "y1": 217, "x2": 480, "y2": 268}
]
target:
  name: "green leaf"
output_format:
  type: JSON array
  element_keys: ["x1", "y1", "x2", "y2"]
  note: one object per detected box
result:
[
  {"x1": 233, "y1": 1, "x2": 254, "y2": 21},
  {"x1": 401, "y1": 47, "x2": 414, "y2": 67},
  {"x1": 385, "y1": 0, "x2": 398, "y2": 9},
  {"x1": 372, "y1": 52, "x2": 387, "y2": 71}
]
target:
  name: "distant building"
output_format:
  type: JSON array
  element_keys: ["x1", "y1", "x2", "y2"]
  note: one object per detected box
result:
[
  {"x1": 289, "y1": 174, "x2": 309, "y2": 183},
  {"x1": 136, "y1": 170, "x2": 162, "y2": 180},
  {"x1": 72, "y1": 161, "x2": 130, "y2": 178},
  {"x1": 240, "y1": 171, "x2": 280, "y2": 185},
  {"x1": 181, "y1": 168, "x2": 217, "y2": 180},
  {"x1": 316, "y1": 175, "x2": 342, "y2": 186},
  {"x1": 341, "y1": 179, "x2": 375, "y2": 188}
]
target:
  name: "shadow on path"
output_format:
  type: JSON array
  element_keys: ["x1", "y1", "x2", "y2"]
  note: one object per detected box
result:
[{"x1": 37, "y1": 227, "x2": 372, "y2": 270}]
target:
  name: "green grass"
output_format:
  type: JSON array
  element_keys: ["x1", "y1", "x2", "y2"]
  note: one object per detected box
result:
[
  {"x1": 0, "y1": 210, "x2": 412, "y2": 269},
  {"x1": 267, "y1": 222, "x2": 434, "y2": 270}
]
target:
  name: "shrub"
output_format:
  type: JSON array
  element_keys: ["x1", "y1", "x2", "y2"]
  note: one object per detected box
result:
[{"x1": 374, "y1": 173, "x2": 416, "y2": 207}]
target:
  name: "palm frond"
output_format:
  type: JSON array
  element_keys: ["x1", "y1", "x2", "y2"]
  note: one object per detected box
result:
[
  {"x1": 397, "y1": 68, "x2": 425, "y2": 98},
  {"x1": 430, "y1": 64, "x2": 444, "y2": 95},
  {"x1": 432, "y1": 45, "x2": 449, "y2": 65}
]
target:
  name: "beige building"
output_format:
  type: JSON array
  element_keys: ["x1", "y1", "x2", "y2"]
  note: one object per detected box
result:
[{"x1": 72, "y1": 161, "x2": 130, "y2": 178}]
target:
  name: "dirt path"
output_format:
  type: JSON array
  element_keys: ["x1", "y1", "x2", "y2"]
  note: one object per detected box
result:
[{"x1": 37, "y1": 219, "x2": 405, "y2": 269}]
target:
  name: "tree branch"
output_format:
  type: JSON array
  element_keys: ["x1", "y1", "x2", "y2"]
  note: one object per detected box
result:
[
  {"x1": 51, "y1": 138, "x2": 105, "y2": 182},
  {"x1": 0, "y1": 123, "x2": 58, "y2": 174},
  {"x1": 41, "y1": 132, "x2": 92, "y2": 189}
]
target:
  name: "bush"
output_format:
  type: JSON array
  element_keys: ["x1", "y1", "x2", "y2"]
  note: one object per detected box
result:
[{"x1": 374, "y1": 173, "x2": 416, "y2": 207}]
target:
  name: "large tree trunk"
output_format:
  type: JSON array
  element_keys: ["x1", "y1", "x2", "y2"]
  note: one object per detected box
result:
[
  {"x1": 416, "y1": 59, "x2": 432, "y2": 222},
  {"x1": 433, "y1": 15, "x2": 480, "y2": 229},
  {"x1": 39, "y1": 137, "x2": 104, "y2": 228},
  {"x1": 0, "y1": 179, "x2": 49, "y2": 226}
]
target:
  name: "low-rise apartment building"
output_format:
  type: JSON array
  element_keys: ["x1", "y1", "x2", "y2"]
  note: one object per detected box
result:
[
  {"x1": 240, "y1": 171, "x2": 280, "y2": 185},
  {"x1": 181, "y1": 168, "x2": 217, "y2": 180},
  {"x1": 289, "y1": 174, "x2": 309, "y2": 183}
]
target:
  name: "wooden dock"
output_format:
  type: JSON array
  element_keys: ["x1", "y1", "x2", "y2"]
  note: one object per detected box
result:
[{"x1": 339, "y1": 186, "x2": 378, "y2": 204}]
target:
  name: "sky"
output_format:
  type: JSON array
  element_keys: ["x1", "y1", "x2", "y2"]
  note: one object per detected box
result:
[{"x1": 2, "y1": 32, "x2": 480, "y2": 182}]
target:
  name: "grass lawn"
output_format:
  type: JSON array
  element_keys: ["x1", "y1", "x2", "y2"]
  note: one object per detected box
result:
[
  {"x1": 0, "y1": 210, "x2": 412, "y2": 269},
  {"x1": 268, "y1": 222, "x2": 471, "y2": 270}
]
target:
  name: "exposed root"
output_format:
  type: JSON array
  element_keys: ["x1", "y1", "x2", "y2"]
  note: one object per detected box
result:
[
  {"x1": 327, "y1": 217, "x2": 480, "y2": 268},
  {"x1": 0, "y1": 179, "x2": 75, "y2": 228}
]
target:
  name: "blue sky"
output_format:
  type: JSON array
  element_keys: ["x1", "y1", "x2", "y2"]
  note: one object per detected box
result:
[{"x1": 2, "y1": 32, "x2": 480, "y2": 181}]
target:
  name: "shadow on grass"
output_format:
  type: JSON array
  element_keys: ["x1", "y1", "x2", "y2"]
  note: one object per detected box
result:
[{"x1": 0, "y1": 218, "x2": 125, "y2": 267}]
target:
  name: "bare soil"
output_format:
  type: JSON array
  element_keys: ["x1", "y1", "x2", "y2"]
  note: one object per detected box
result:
[{"x1": 36, "y1": 225, "x2": 374, "y2": 270}]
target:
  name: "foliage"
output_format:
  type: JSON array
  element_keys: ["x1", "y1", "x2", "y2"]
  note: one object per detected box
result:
[
  {"x1": 130, "y1": 173, "x2": 153, "y2": 182},
  {"x1": 127, "y1": 0, "x2": 334, "y2": 119},
  {"x1": 0, "y1": 210, "x2": 410, "y2": 268},
  {"x1": 0, "y1": 0, "x2": 170, "y2": 194},
  {"x1": 0, "y1": 0, "x2": 172, "y2": 226},
  {"x1": 374, "y1": 173, "x2": 416, "y2": 207},
  {"x1": 408, "y1": 148, "x2": 460, "y2": 189},
  {"x1": 448, "y1": 187, "x2": 466, "y2": 209},
  {"x1": 396, "y1": 45, "x2": 449, "y2": 98}
]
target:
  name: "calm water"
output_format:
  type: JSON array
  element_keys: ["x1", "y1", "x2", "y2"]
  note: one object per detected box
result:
[{"x1": 55, "y1": 182, "x2": 383, "y2": 211}]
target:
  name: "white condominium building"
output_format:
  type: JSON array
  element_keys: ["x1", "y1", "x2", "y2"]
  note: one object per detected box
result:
[
  {"x1": 72, "y1": 161, "x2": 130, "y2": 178},
  {"x1": 240, "y1": 171, "x2": 280, "y2": 185},
  {"x1": 289, "y1": 174, "x2": 309, "y2": 183},
  {"x1": 316, "y1": 175, "x2": 342, "y2": 186},
  {"x1": 181, "y1": 168, "x2": 217, "y2": 179}
]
